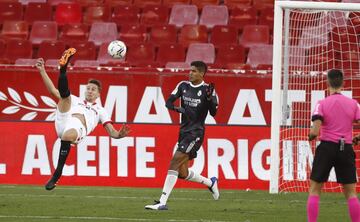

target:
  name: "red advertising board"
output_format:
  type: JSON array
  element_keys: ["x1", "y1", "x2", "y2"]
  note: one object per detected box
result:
[{"x1": 0, "y1": 122, "x2": 271, "y2": 190}]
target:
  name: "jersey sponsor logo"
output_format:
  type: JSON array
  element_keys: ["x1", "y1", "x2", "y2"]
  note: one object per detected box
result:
[
  {"x1": 182, "y1": 96, "x2": 201, "y2": 107},
  {"x1": 77, "y1": 102, "x2": 99, "y2": 115}
]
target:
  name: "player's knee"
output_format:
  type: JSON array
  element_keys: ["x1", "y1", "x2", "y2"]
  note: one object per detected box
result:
[
  {"x1": 61, "y1": 129, "x2": 78, "y2": 142},
  {"x1": 178, "y1": 173, "x2": 187, "y2": 179}
]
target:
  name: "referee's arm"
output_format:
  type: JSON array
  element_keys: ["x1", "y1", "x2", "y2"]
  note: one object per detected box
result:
[{"x1": 309, "y1": 119, "x2": 322, "y2": 141}]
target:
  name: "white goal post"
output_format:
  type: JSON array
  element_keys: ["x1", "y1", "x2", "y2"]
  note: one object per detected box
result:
[{"x1": 270, "y1": 1, "x2": 360, "y2": 194}]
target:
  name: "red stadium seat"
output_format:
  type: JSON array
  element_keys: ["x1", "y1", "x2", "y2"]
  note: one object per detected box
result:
[
  {"x1": 37, "y1": 41, "x2": 66, "y2": 60},
  {"x1": 253, "y1": 0, "x2": 274, "y2": 10},
  {"x1": 215, "y1": 44, "x2": 245, "y2": 68},
  {"x1": 83, "y1": 6, "x2": 111, "y2": 24},
  {"x1": 74, "y1": 60, "x2": 100, "y2": 67},
  {"x1": 169, "y1": 4, "x2": 199, "y2": 28},
  {"x1": 15, "y1": 58, "x2": 38, "y2": 66},
  {"x1": 88, "y1": 22, "x2": 118, "y2": 46},
  {"x1": 239, "y1": 25, "x2": 270, "y2": 47},
  {"x1": 225, "y1": 63, "x2": 251, "y2": 70},
  {"x1": 297, "y1": 25, "x2": 328, "y2": 48},
  {"x1": 229, "y1": 7, "x2": 257, "y2": 30},
  {"x1": 19, "y1": 0, "x2": 47, "y2": 5},
  {"x1": 4, "y1": 39, "x2": 33, "y2": 63},
  {"x1": 156, "y1": 43, "x2": 186, "y2": 66},
  {"x1": 165, "y1": 61, "x2": 190, "y2": 69},
  {"x1": 349, "y1": 12, "x2": 360, "y2": 32},
  {"x1": 112, "y1": 5, "x2": 140, "y2": 26},
  {"x1": 119, "y1": 24, "x2": 147, "y2": 44},
  {"x1": 199, "y1": 5, "x2": 229, "y2": 29},
  {"x1": 337, "y1": 44, "x2": 360, "y2": 70},
  {"x1": 0, "y1": 2, "x2": 23, "y2": 25},
  {"x1": 24, "y1": 3, "x2": 52, "y2": 24},
  {"x1": 141, "y1": 5, "x2": 169, "y2": 26},
  {"x1": 210, "y1": 25, "x2": 238, "y2": 47},
  {"x1": 55, "y1": 3, "x2": 82, "y2": 25},
  {"x1": 330, "y1": 26, "x2": 358, "y2": 50},
  {"x1": 1, "y1": 21, "x2": 29, "y2": 40},
  {"x1": 247, "y1": 44, "x2": 273, "y2": 68},
  {"x1": 0, "y1": 39, "x2": 6, "y2": 59},
  {"x1": 59, "y1": 23, "x2": 89, "y2": 42},
  {"x1": 105, "y1": 0, "x2": 133, "y2": 6},
  {"x1": 76, "y1": 0, "x2": 104, "y2": 7},
  {"x1": 185, "y1": 43, "x2": 215, "y2": 64},
  {"x1": 163, "y1": 0, "x2": 190, "y2": 7},
  {"x1": 133, "y1": 0, "x2": 162, "y2": 8},
  {"x1": 327, "y1": 11, "x2": 347, "y2": 28},
  {"x1": 71, "y1": 41, "x2": 97, "y2": 62},
  {"x1": 258, "y1": 8, "x2": 274, "y2": 31},
  {"x1": 29, "y1": 21, "x2": 58, "y2": 45},
  {"x1": 150, "y1": 25, "x2": 177, "y2": 45},
  {"x1": 306, "y1": 45, "x2": 336, "y2": 71},
  {"x1": 45, "y1": 59, "x2": 60, "y2": 67},
  {"x1": 126, "y1": 43, "x2": 156, "y2": 66},
  {"x1": 191, "y1": 0, "x2": 219, "y2": 10},
  {"x1": 97, "y1": 42, "x2": 126, "y2": 64},
  {"x1": 48, "y1": 0, "x2": 75, "y2": 6},
  {"x1": 223, "y1": 0, "x2": 252, "y2": 10},
  {"x1": 178, "y1": 25, "x2": 208, "y2": 47}
]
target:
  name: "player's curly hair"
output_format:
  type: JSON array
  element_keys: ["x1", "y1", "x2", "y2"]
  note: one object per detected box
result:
[
  {"x1": 191, "y1": 61, "x2": 207, "y2": 75},
  {"x1": 327, "y1": 69, "x2": 343, "y2": 89},
  {"x1": 88, "y1": 79, "x2": 102, "y2": 92}
]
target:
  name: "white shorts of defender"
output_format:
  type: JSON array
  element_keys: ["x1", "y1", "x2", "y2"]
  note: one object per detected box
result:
[{"x1": 55, "y1": 110, "x2": 87, "y2": 144}]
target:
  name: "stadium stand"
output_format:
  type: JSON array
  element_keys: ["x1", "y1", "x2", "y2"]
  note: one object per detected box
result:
[{"x1": 0, "y1": 0, "x2": 356, "y2": 70}]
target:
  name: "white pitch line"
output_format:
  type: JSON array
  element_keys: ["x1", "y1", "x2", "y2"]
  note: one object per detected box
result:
[
  {"x1": 0, "y1": 185, "x2": 253, "y2": 195},
  {"x1": 0, "y1": 215, "x2": 231, "y2": 222}
]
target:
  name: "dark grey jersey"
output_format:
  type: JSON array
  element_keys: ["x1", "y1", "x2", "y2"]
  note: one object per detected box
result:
[{"x1": 166, "y1": 81, "x2": 218, "y2": 133}]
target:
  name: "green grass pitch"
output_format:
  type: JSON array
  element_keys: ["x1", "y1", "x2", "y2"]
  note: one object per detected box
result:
[{"x1": 0, "y1": 185, "x2": 354, "y2": 222}]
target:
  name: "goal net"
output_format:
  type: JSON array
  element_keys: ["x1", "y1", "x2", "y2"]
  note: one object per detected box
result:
[{"x1": 270, "y1": 1, "x2": 360, "y2": 193}]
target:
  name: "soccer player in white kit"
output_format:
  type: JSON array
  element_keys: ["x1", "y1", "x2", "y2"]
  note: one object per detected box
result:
[{"x1": 35, "y1": 48, "x2": 130, "y2": 190}]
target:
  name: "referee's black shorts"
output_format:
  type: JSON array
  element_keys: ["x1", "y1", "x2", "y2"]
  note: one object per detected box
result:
[
  {"x1": 310, "y1": 140, "x2": 357, "y2": 184},
  {"x1": 176, "y1": 132, "x2": 204, "y2": 160}
]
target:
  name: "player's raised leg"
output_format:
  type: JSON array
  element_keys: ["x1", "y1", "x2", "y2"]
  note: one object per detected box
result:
[
  {"x1": 180, "y1": 162, "x2": 219, "y2": 200},
  {"x1": 45, "y1": 48, "x2": 77, "y2": 191},
  {"x1": 57, "y1": 48, "x2": 76, "y2": 113}
]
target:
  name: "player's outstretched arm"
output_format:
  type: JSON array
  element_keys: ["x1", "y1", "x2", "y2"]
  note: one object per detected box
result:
[
  {"x1": 35, "y1": 58, "x2": 60, "y2": 99},
  {"x1": 104, "y1": 123, "x2": 130, "y2": 139},
  {"x1": 308, "y1": 119, "x2": 322, "y2": 141}
]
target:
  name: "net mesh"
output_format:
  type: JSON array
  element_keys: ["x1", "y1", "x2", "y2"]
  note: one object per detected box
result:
[{"x1": 278, "y1": 8, "x2": 360, "y2": 193}]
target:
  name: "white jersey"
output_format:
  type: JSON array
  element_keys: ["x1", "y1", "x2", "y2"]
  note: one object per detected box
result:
[{"x1": 68, "y1": 95, "x2": 112, "y2": 134}]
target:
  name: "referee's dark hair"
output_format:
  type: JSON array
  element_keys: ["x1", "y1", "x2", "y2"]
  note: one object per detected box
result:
[
  {"x1": 327, "y1": 69, "x2": 343, "y2": 89},
  {"x1": 191, "y1": 61, "x2": 207, "y2": 75}
]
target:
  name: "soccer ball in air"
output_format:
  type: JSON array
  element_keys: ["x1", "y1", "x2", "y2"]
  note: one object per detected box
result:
[{"x1": 107, "y1": 40, "x2": 127, "y2": 59}]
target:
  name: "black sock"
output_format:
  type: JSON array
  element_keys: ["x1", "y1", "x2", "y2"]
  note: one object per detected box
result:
[
  {"x1": 58, "y1": 67, "x2": 70, "y2": 98},
  {"x1": 52, "y1": 140, "x2": 71, "y2": 182}
]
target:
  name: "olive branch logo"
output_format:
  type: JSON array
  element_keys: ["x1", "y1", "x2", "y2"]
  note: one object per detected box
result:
[{"x1": 0, "y1": 87, "x2": 56, "y2": 121}]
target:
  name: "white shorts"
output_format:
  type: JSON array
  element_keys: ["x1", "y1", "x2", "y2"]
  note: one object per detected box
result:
[{"x1": 55, "y1": 110, "x2": 87, "y2": 144}]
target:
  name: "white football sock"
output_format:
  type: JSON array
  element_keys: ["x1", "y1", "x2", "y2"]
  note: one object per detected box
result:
[
  {"x1": 159, "y1": 170, "x2": 178, "y2": 205},
  {"x1": 185, "y1": 169, "x2": 212, "y2": 187}
]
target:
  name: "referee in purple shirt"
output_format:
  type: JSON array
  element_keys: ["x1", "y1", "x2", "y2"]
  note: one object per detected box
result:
[{"x1": 307, "y1": 69, "x2": 360, "y2": 222}]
